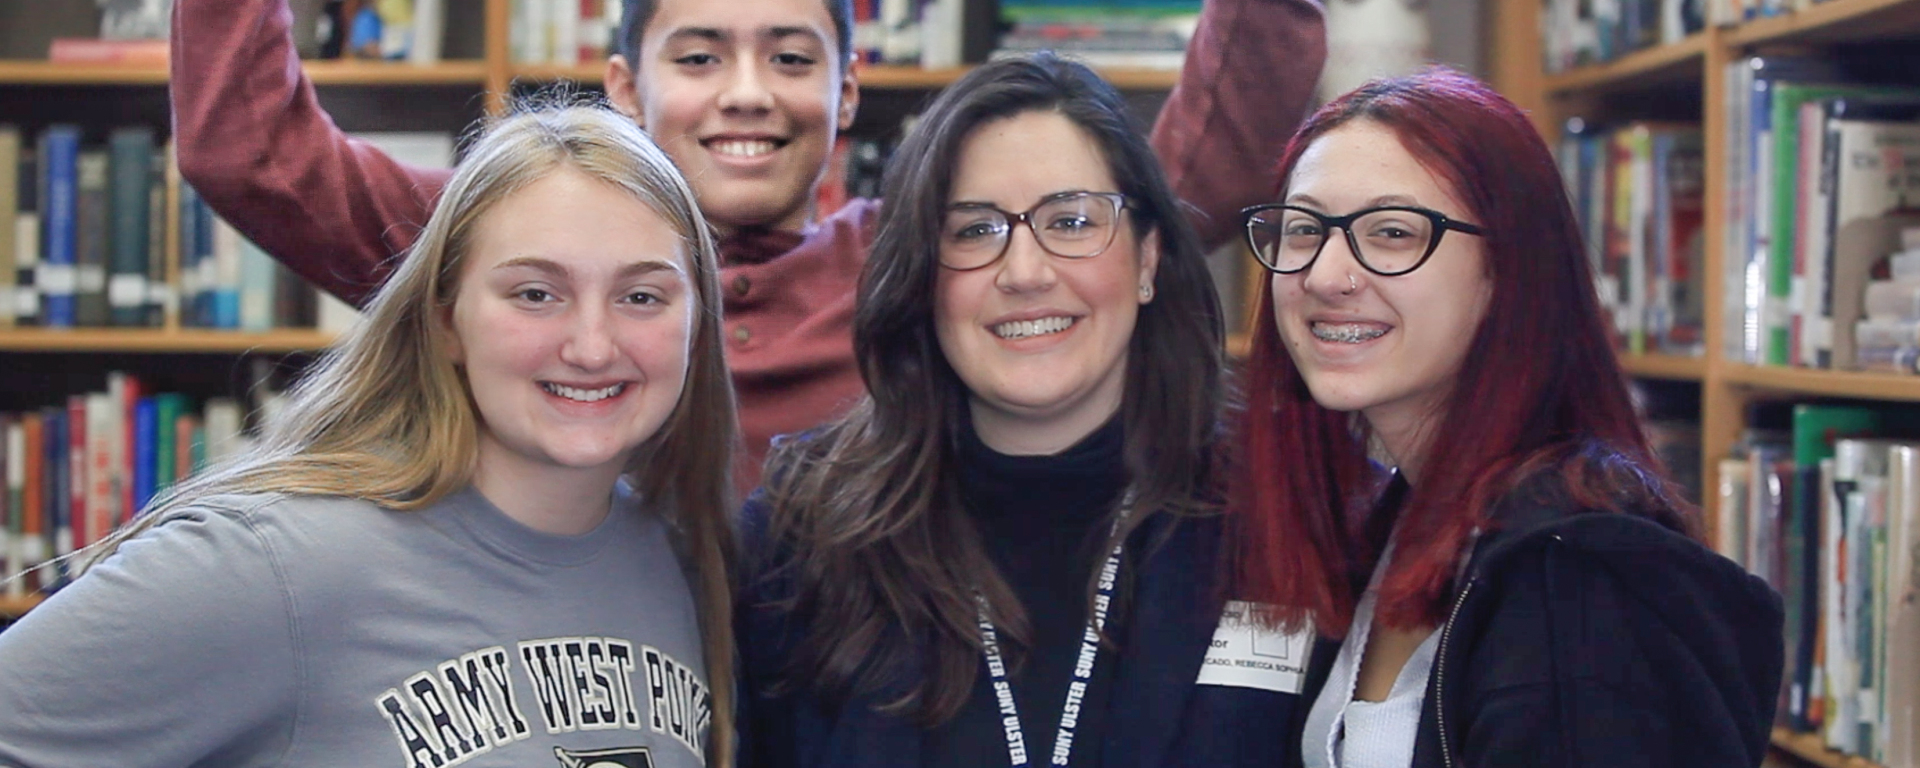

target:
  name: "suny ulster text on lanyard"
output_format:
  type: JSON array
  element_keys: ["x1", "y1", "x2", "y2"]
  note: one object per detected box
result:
[{"x1": 975, "y1": 494, "x2": 1130, "y2": 767}]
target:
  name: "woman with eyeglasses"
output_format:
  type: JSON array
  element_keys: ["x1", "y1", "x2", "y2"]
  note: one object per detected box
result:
[
  {"x1": 736, "y1": 52, "x2": 1316, "y2": 768},
  {"x1": 1231, "y1": 68, "x2": 1784, "y2": 768}
]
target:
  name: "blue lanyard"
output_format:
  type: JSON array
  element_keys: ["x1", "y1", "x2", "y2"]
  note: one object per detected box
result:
[{"x1": 976, "y1": 534, "x2": 1123, "y2": 767}]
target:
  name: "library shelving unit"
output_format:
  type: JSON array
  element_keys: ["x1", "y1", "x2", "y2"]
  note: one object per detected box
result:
[
  {"x1": 0, "y1": 0, "x2": 1188, "y2": 617},
  {"x1": 1489, "y1": 0, "x2": 1920, "y2": 765},
  {"x1": 0, "y1": 0, "x2": 1184, "y2": 355}
]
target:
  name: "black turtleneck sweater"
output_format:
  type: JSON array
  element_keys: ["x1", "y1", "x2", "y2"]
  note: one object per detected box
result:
[{"x1": 923, "y1": 417, "x2": 1130, "y2": 768}]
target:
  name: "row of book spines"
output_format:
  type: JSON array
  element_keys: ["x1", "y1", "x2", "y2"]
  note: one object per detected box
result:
[
  {"x1": 1, "y1": 123, "x2": 347, "y2": 333},
  {"x1": 0, "y1": 387, "x2": 249, "y2": 597},
  {"x1": 1721, "y1": 56, "x2": 1920, "y2": 373},
  {"x1": 1557, "y1": 121, "x2": 1708, "y2": 358},
  {"x1": 1541, "y1": 0, "x2": 1704, "y2": 75},
  {"x1": 0, "y1": 124, "x2": 169, "y2": 329},
  {"x1": 1715, "y1": 404, "x2": 1920, "y2": 765},
  {"x1": 508, "y1": 0, "x2": 622, "y2": 66}
]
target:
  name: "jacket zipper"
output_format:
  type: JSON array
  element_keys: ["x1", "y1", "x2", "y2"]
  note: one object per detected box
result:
[{"x1": 1435, "y1": 580, "x2": 1474, "y2": 768}]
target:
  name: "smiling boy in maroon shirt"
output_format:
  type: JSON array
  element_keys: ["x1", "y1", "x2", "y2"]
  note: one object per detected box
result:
[{"x1": 169, "y1": 0, "x2": 1327, "y2": 488}]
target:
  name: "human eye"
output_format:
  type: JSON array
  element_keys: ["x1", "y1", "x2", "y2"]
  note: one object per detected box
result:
[
  {"x1": 672, "y1": 51, "x2": 720, "y2": 68},
  {"x1": 1283, "y1": 219, "x2": 1324, "y2": 238},
  {"x1": 621, "y1": 290, "x2": 663, "y2": 306},
  {"x1": 1043, "y1": 212, "x2": 1098, "y2": 238},
  {"x1": 1361, "y1": 213, "x2": 1430, "y2": 250},
  {"x1": 945, "y1": 211, "x2": 1005, "y2": 243},
  {"x1": 772, "y1": 51, "x2": 817, "y2": 68},
  {"x1": 510, "y1": 286, "x2": 558, "y2": 305}
]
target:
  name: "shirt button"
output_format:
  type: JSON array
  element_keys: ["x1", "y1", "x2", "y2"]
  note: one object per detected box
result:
[
  {"x1": 732, "y1": 325, "x2": 751, "y2": 344},
  {"x1": 732, "y1": 275, "x2": 751, "y2": 296}
]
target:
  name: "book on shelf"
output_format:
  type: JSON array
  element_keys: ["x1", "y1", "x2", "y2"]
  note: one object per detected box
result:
[
  {"x1": 995, "y1": 1, "x2": 1198, "y2": 71},
  {"x1": 1723, "y1": 405, "x2": 1920, "y2": 764},
  {"x1": 0, "y1": 127, "x2": 16, "y2": 330},
  {"x1": 1541, "y1": 0, "x2": 1704, "y2": 74},
  {"x1": 46, "y1": 38, "x2": 171, "y2": 66},
  {"x1": 0, "y1": 126, "x2": 459, "y2": 335},
  {"x1": 0, "y1": 372, "x2": 266, "y2": 598},
  {"x1": 1798, "y1": 97, "x2": 1920, "y2": 370},
  {"x1": 1721, "y1": 54, "x2": 1844, "y2": 366},
  {"x1": 1556, "y1": 119, "x2": 1706, "y2": 357},
  {"x1": 509, "y1": 0, "x2": 622, "y2": 66},
  {"x1": 1764, "y1": 83, "x2": 1920, "y2": 369}
]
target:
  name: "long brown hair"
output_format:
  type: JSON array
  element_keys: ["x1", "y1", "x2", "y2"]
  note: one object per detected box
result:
[
  {"x1": 1232, "y1": 67, "x2": 1697, "y2": 636},
  {"x1": 760, "y1": 52, "x2": 1227, "y2": 725},
  {"x1": 85, "y1": 103, "x2": 740, "y2": 765}
]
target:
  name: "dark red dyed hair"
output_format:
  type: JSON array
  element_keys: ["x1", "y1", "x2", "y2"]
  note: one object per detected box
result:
[{"x1": 1232, "y1": 67, "x2": 1697, "y2": 634}]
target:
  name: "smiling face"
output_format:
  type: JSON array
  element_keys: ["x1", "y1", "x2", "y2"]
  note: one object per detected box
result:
[
  {"x1": 1272, "y1": 120, "x2": 1492, "y2": 469},
  {"x1": 935, "y1": 111, "x2": 1159, "y2": 455},
  {"x1": 608, "y1": 0, "x2": 858, "y2": 235},
  {"x1": 446, "y1": 167, "x2": 696, "y2": 493}
]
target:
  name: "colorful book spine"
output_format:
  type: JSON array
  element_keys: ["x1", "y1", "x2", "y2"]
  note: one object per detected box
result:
[{"x1": 35, "y1": 125, "x2": 81, "y2": 327}]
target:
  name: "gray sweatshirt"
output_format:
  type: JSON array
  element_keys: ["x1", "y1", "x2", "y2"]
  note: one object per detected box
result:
[{"x1": 0, "y1": 485, "x2": 711, "y2": 768}]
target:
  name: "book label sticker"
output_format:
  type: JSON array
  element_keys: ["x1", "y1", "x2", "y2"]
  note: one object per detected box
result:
[{"x1": 1196, "y1": 600, "x2": 1311, "y2": 694}]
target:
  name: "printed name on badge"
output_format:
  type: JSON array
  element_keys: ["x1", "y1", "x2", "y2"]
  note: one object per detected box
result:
[{"x1": 1195, "y1": 600, "x2": 1310, "y2": 694}]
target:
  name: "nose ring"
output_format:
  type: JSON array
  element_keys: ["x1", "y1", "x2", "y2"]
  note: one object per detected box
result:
[{"x1": 1342, "y1": 273, "x2": 1357, "y2": 295}]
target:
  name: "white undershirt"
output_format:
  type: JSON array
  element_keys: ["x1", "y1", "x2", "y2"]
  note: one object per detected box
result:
[{"x1": 1301, "y1": 552, "x2": 1441, "y2": 768}]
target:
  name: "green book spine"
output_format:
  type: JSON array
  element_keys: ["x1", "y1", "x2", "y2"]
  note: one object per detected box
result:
[
  {"x1": 1766, "y1": 83, "x2": 1920, "y2": 365},
  {"x1": 107, "y1": 127, "x2": 154, "y2": 327}
]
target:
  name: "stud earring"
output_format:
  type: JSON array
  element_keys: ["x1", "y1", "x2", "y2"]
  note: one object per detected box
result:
[{"x1": 1140, "y1": 284, "x2": 1154, "y2": 301}]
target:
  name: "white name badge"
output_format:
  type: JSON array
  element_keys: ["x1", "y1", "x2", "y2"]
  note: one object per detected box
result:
[{"x1": 1195, "y1": 600, "x2": 1312, "y2": 694}]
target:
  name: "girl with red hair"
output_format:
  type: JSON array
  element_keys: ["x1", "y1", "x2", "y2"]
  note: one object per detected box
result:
[{"x1": 1232, "y1": 67, "x2": 1783, "y2": 767}]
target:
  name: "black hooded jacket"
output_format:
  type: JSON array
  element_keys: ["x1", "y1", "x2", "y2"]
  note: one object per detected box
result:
[{"x1": 1290, "y1": 448, "x2": 1785, "y2": 767}]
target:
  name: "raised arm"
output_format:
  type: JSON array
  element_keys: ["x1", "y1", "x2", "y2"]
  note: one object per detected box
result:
[
  {"x1": 1151, "y1": 0, "x2": 1327, "y2": 251},
  {"x1": 170, "y1": 0, "x2": 451, "y2": 307}
]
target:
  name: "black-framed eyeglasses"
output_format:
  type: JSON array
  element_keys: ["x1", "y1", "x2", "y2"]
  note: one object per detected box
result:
[
  {"x1": 939, "y1": 191, "x2": 1132, "y2": 271},
  {"x1": 1240, "y1": 204, "x2": 1485, "y2": 276}
]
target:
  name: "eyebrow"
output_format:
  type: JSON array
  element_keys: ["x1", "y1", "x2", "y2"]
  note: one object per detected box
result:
[
  {"x1": 948, "y1": 189, "x2": 1098, "y2": 209},
  {"x1": 1284, "y1": 193, "x2": 1424, "y2": 209},
  {"x1": 492, "y1": 256, "x2": 685, "y2": 280},
  {"x1": 662, "y1": 26, "x2": 827, "y2": 46}
]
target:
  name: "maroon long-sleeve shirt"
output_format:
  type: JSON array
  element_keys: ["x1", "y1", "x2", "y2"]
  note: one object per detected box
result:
[{"x1": 169, "y1": 0, "x2": 1327, "y2": 489}]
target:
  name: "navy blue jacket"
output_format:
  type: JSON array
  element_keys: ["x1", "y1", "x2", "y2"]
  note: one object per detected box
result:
[
  {"x1": 1288, "y1": 457, "x2": 1784, "y2": 768},
  {"x1": 737, "y1": 498, "x2": 1303, "y2": 768}
]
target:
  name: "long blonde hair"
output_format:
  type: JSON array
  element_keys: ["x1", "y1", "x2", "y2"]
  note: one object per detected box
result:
[{"x1": 86, "y1": 103, "x2": 740, "y2": 765}]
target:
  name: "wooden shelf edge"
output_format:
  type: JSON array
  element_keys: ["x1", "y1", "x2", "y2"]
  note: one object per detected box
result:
[
  {"x1": 1619, "y1": 352, "x2": 1708, "y2": 381},
  {"x1": 0, "y1": 59, "x2": 488, "y2": 87},
  {"x1": 1721, "y1": 363, "x2": 1920, "y2": 401},
  {"x1": 503, "y1": 63, "x2": 1182, "y2": 91},
  {"x1": 1772, "y1": 727, "x2": 1885, "y2": 768},
  {"x1": 1544, "y1": 32, "x2": 1709, "y2": 95},
  {"x1": 0, "y1": 328, "x2": 337, "y2": 353},
  {"x1": 0, "y1": 593, "x2": 45, "y2": 619},
  {"x1": 1729, "y1": 0, "x2": 1920, "y2": 45}
]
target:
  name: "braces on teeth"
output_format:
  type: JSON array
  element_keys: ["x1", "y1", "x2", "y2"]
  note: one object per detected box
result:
[{"x1": 1312, "y1": 324, "x2": 1386, "y2": 343}]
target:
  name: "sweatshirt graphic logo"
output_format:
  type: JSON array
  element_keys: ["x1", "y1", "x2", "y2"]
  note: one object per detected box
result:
[
  {"x1": 376, "y1": 637, "x2": 708, "y2": 768},
  {"x1": 553, "y1": 745, "x2": 655, "y2": 768}
]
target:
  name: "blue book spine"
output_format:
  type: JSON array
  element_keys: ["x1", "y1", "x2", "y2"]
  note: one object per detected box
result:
[
  {"x1": 133, "y1": 397, "x2": 156, "y2": 515},
  {"x1": 40, "y1": 405, "x2": 68, "y2": 588},
  {"x1": 37, "y1": 125, "x2": 81, "y2": 328}
]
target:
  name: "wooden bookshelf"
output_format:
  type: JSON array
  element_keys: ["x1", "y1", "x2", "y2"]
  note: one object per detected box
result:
[
  {"x1": 0, "y1": 594, "x2": 45, "y2": 619},
  {"x1": 1722, "y1": 364, "x2": 1920, "y2": 402},
  {"x1": 1771, "y1": 728, "x2": 1886, "y2": 768},
  {"x1": 0, "y1": 59, "x2": 488, "y2": 86},
  {"x1": 0, "y1": 329, "x2": 337, "y2": 354},
  {"x1": 1619, "y1": 352, "x2": 1708, "y2": 381},
  {"x1": 1543, "y1": 32, "x2": 1709, "y2": 96},
  {"x1": 1728, "y1": 0, "x2": 1920, "y2": 46},
  {"x1": 507, "y1": 62, "x2": 1182, "y2": 91}
]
